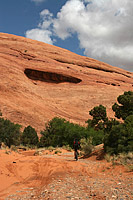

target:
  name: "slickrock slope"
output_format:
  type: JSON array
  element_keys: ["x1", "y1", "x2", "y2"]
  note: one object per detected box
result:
[{"x1": 0, "y1": 32, "x2": 132, "y2": 132}]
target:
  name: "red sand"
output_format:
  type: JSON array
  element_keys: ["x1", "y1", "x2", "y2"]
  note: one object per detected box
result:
[{"x1": 0, "y1": 148, "x2": 132, "y2": 199}]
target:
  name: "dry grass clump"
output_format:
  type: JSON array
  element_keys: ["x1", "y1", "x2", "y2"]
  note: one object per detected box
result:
[
  {"x1": 80, "y1": 138, "x2": 94, "y2": 156},
  {"x1": 104, "y1": 154, "x2": 112, "y2": 162},
  {"x1": 34, "y1": 150, "x2": 43, "y2": 156},
  {"x1": 10, "y1": 145, "x2": 18, "y2": 152},
  {"x1": 104, "y1": 152, "x2": 133, "y2": 171},
  {"x1": 47, "y1": 146, "x2": 56, "y2": 151},
  {"x1": 5, "y1": 150, "x2": 11, "y2": 154},
  {"x1": 62, "y1": 145, "x2": 72, "y2": 151},
  {"x1": 1, "y1": 142, "x2": 7, "y2": 150}
]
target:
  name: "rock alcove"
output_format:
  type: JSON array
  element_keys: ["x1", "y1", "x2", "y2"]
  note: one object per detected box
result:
[{"x1": 24, "y1": 68, "x2": 82, "y2": 84}]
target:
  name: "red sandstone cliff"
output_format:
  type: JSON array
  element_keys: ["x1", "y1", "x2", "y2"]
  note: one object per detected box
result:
[{"x1": 0, "y1": 33, "x2": 132, "y2": 132}]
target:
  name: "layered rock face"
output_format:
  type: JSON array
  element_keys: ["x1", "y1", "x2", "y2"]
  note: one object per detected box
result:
[{"x1": 0, "y1": 33, "x2": 132, "y2": 132}]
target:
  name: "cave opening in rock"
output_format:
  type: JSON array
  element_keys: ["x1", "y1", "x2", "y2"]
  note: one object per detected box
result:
[{"x1": 24, "y1": 68, "x2": 82, "y2": 84}]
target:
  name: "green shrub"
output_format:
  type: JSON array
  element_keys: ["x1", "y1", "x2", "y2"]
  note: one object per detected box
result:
[
  {"x1": 86, "y1": 92, "x2": 133, "y2": 155},
  {"x1": 0, "y1": 118, "x2": 21, "y2": 148},
  {"x1": 104, "y1": 118, "x2": 133, "y2": 155},
  {"x1": 87, "y1": 127, "x2": 104, "y2": 146},
  {"x1": 21, "y1": 125, "x2": 39, "y2": 146},
  {"x1": 112, "y1": 91, "x2": 133, "y2": 120},
  {"x1": 86, "y1": 105, "x2": 108, "y2": 130},
  {"x1": 39, "y1": 117, "x2": 89, "y2": 148}
]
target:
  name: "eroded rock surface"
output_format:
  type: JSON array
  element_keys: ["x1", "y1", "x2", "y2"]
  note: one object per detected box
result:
[
  {"x1": 0, "y1": 33, "x2": 132, "y2": 132},
  {"x1": 24, "y1": 68, "x2": 82, "y2": 84}
]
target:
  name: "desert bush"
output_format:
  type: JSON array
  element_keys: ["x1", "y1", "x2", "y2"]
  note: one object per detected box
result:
[
  {"x1": 112, "y1": 91, "x2": 133, "y2": 120},
  {"x1": 87, "y1": 127, "x2": 104, "y2": 146},
  {"x1": 34, "y1": 150, "x2": 43, "y2": 156},
  {"x1": 0, "y1": 142, "x2": 7, "y2": 149},
  {"x1": 104, "y1": 152, "x2": 133, "y2": 169},
  {"x1": 10, "y1": 145, "x2": 18, "y2": 152},
  {"x1": 0, "y1": 118, "x2": 21, "y2": 147},
  {"x1": 118, "y1": 152, "x2": 133, "y2": 165},
  {"x1": 62, "y1": 145, "x2": 72, "y2": 151},
  {"x1": 39, "y1": 117, "x2": 89, "y2": 148},
  {"x1": 21, "y1": 125, "x2": 39, "y2": 146},
  {"x1": 118, "y1": 152, "x2": 133, "y2": 172},
  {"x1": 16, "y1": 145, "x2": 28, "y2": 151},
  {"x1": 54, "y1": 150, "x2": 62, "y2": 154},
  {"x1": 86, "y1": 91, "x2": 133, "y2": 155},
  {"x1": 47, "y1": 146, "x2": 55, "y2": 151},
  {"x1": 39, "y1": 116, "x2": 104, "y2": 150},
  {"x1": 104, "y1": 116, "x2": 133, "y2": 155},
  {"x1": 126, "y1": 152, "x2": 133, "y2": 160},
  {"x1": 34, "y1": 150, "x2": 40, "y2": 156},
  {"x1": 104, "y1": 154, "x2": 112, "y2": 162},
  {"x1": 86, "y1": 105, "x2": 108, "y2": 130},
  {"x1": 80, "y1": 138, "x2": 94, "y2": 155}
]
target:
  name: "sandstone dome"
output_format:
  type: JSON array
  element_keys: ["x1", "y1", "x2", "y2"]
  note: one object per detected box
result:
[{"x1": 0, "y1": 33, "x2": 132, "y2": 132}]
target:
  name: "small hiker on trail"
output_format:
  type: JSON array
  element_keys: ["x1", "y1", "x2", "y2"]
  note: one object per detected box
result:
[{"x1": 73, "y1": 138, "x2": 80, "y2": 160}]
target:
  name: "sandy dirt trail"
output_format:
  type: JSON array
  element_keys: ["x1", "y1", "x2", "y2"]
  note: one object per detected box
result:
[{"x1": 0, "y1": 149, "x2": 132, "y2": 200}]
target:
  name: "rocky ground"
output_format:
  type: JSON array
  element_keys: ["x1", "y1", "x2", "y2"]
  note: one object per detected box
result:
[{"x1": 0, "y1": 148, "x2": 132, "y2": 200}]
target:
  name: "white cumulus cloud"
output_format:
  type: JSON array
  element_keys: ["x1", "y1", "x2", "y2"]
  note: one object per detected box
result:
[
  {"x1": 26, "y1": 0, "x2": 133, "y2": 71},
  {"x1": 25, "y1": 9, "x2": 54, "y2": 44},
  {"x1": 25, "y1": 28, "x2": 53, "y2": 44}
]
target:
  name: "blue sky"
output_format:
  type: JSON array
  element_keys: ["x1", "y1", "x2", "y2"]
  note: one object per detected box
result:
[{"x1": 0, "y1": 0, "x2": 133, "y2": 72}]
